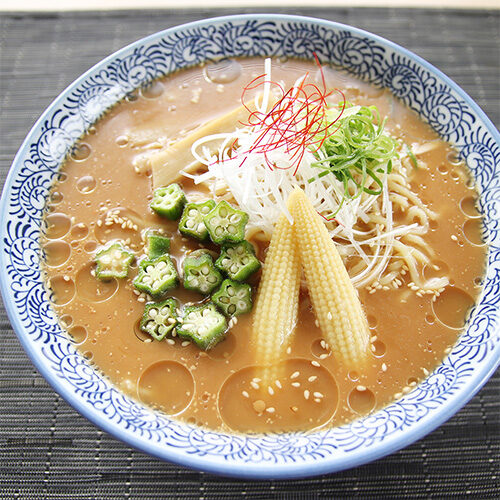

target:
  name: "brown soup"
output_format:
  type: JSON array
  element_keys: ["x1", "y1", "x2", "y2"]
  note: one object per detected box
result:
[{"x1": 41, "y1": 58, "x2": 486, "y2": 434}]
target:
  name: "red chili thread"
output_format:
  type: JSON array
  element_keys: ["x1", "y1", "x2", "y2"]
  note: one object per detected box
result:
[{"x1": 234, "y1": 59, "x2": 345, "y2": 177}]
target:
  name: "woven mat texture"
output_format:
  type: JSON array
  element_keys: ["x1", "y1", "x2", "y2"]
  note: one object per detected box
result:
[{"x1": 0, "y1": 8, "x2": 499, "y2": 499}]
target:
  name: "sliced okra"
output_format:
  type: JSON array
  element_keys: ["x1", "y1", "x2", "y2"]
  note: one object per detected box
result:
[
  {"x1": 145, "y1": 230, "x2": 170, "y2": 259},
  {"x1": 133, "y1": 254, "x2": 178, "y2": 298},
  {"x1": 212, "y1": 279, "x2": 253, "y2": 317},
  {"x1": 177, "y1": 302, "x2": 227, "y2": 350},
  {"x1": 140, "y1": 298, "x2": 178, "y2": 341},
  {"x1": 94, "y1": 242, "x2": 134, "y2": 280},
  {"x1": 183, "y1": 252, "x2": 222, "y2": 295},
  {"x1": 203, "y1": 200, "x2": 249, "y2": 244},
  {"x1": 150, "y1": 183, "x2": 186, "y2": 220},
  {"x1": 179, "y1": 200, "x2": 216, "y2": 240},
  {"x1": 215, "y1": 240, "x2": 260, "y2": 281}
]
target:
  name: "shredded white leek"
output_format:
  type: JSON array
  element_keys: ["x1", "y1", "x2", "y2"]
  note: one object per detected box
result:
[{"x1": 182, "y1": 60, "x2": 447, "y2": 293}]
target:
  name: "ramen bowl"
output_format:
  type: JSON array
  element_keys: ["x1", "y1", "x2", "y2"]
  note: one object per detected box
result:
[{"x1": 1, "y1": 15, "x2": 499, "y2": 479}]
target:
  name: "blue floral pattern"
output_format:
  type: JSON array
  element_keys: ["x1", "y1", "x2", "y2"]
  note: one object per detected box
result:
[{"x1": 1, "y1": 16, "x2": 499, "y2": 477}]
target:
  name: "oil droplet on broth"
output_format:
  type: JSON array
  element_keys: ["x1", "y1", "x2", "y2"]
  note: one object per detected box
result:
[
  {"x1": 76, "y1": 176, "x2": 97, "y2": 194},
  {"x1": 432, "y1": 286, "x2": 475, "y2": 329},
  {"x1": 70, "y1": 143, "x2": 91, "y2": 162},
  {"x1": 43, "y1": 240, "x2": 71, "y2": 267},
  {"x1": 207, "y1": 332, "x2": 236, "y2": 360},
  {"x1": 423, "y1": 260, "x2": 449, "y2": 282},
  {"x1": 203, "y1": 59, "x2": 242, "y2": 84},
  {"x1": 218, "y1": 359, "x2": 338, "y2": 433},
  {"x1": 348, "y1": 387, "x2": 376, "y2": 414},
  {"x1": 45, "y1": 213, "x2": 71, "y2": 239},
  {"x1": 371, "y1": 340, "x2": 386, "y2": 357},
  {"x1": 60, "y1": 314, "x2": 73, "y2": 328},
  {"x1": 84, "y1": 241, "x2": 98, "y2": 253},
  {"x1": 462, "y1": 219, "x2": 485, "y2": 247},
  {"x1": 75, "y1": 262, "x2": 118, "y2": 303},
  {"x1": 141, "y1": 80, "x2": 164, "y2": 99},
  {"x1": 50, "y1": 191, "x2": 64, "y2": 204},
  {"x1": 71, "y1": 223, "x2": 89, "y2": 240},
  {"x1": 68, "y1": 325, "x2": 87, "y2": 344},
  {"x1": 134, "y1": 318, "x2": 151, "y2": 342},
  {"x1": 311, "y1": 338, "x2": 331, "y2": 358},
  {"x1": 138, "y1": 361, "x2": 194, "y2": 414},
  {"x1": 49, "y1": 275, "x2": 75, "y2": 306},
  {"x1": 460, "y1": 196, "x2": 480, "y2": 218}
]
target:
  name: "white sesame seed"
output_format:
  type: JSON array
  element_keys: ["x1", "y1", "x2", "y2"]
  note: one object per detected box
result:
[
  {"x1": 311, "y1": 361, "x2": 320, "y2": 367},
  {"x1": 308, "y1": 376, "x2": 317, "y2": 382},
  {"x1": 319, "y1": 353, "x2": 329, "y2": 359},
  {"x1": 275, "y1": 380, "x2": 282, "y2": 389},
  {"x1": 356, "y1": 385, "x2": 366, "y2": 391},
  {"x1": 181, "y1": 341, "x2": 190, "y2": 347},
  {"x1": 268, "y1": 386, "x2": 274, "y2": 396},
  {"x1": 313, "y1": 392, "x2": 324, "y2": 398},
  {"x1": 382, "y1": 363, "x2": 387, "y2": 372},
  {"x1": 266, "y1": 407, "x2": 275, "y2": 414},
  {"x1": 290, "y1": 371, "x2": 300, "y2": 379},
  {"x1": 286, "y1": 346, "x2": 291, "y2": 355},
  {"x1": 303, "y1": 390, "x2": 310, "y2": 400},
  {"x1": 291, "y1": 382, "x2": 300, "y2": 388},
  {"x1": 250, "y1": 381, "x2": 260, "y2": 390},
  {"x1": 166, "y1": 339, "x2": 175, "y2": 345},
  {"x1": 327, "y1": 311, "x2": 333, "y2": 320},
  {"x1": 241, "y1": 391, "x2": 249, "y2": 398}
]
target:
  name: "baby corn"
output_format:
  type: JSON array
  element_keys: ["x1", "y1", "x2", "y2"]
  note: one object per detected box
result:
[
  {"x1": 252, "y1": 211, "x2": 301, "y2": 382},
  {"x1": 289, "y1": 188, "x2": 369, "y2": 366}
]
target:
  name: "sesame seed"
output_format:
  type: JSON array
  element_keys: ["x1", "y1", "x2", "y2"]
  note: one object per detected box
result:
[
  {"x1": 290, "y1": 406, "x2": 298, "y2": 413},
  {"x1": 252, "y1": 377, "x2": 262, "y2": 383},
  {"x1": 313, "y1": 392, "x2": 324, "y2": 398},
  {"x1": 286, "y1": 346, "x2": 291, "y2": 355},
  {"x1": 382, "y1": 363, "x2": 387, "y2": 372},
  {"x1": 357, "y1": 385, "x2": 366, "y2": 391},
  {"x1": 250, "y1": 381, "x2": 260, "y2": 390},
  {"x1": 265, "y1": 407, "x2": 275, "y2": 414},
  {"x1": 319, "y1": 353, "x2": 328, "y2": 359},
  {"x1": 327, "y1": 311, "x2": 333, "y2": 320},
  {"x1": 303, "y1": 390, "x2": 310, "y2": 400},
  {"x1": 311, "y1": 361, "x2": 320, "y2": 367},
  {"x1": 181, "y1": 341, "x2": 190, "y2": 347},
  {"x1": 166, "y1": 339, "x2": 175, "y2": 345},
  {"x1": 308, "y1": 376, "x2": 317, "y2": 382},
  {"x1": 268, "y1": 386, "x2": 274, "y2": 396},
  {"x1": 291, "y1": 382, "x2": 300, "y2": 388},
  {"x1": 422, "y1": 367, "x2": 430, "y2": 376},
  {"x1": 290, "y1": 371, "x2": 300, "y2": 379},
  {"x1": 275, "y1": 380, "x2": 282, "y2": 389},
  {"x1": 241, "y1": 391, "x2": 249, "y2": 398}
]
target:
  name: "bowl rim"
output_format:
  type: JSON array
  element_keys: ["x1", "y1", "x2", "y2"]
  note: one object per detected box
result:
[{"x1": 1, "y1": 13, "x2": 499, "y2": 480}]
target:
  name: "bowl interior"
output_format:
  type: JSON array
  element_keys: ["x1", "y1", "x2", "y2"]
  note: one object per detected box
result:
[{"x1": 1, "y1": 15, "x2": 499, "y2": 479}]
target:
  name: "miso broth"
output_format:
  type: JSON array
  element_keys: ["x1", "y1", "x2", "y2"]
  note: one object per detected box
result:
[{"x1": 41, "y1": 58, "x2": 486, "y2": 434}]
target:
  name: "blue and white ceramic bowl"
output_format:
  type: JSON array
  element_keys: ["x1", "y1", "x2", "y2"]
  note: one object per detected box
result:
[{"x1": 1, "y1": 15, "x2": 499, "y2": 479}]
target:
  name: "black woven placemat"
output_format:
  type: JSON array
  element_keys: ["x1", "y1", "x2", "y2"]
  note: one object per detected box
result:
[{"x1": 0, "y1": 8, "x2": 499, "y2": 499}]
